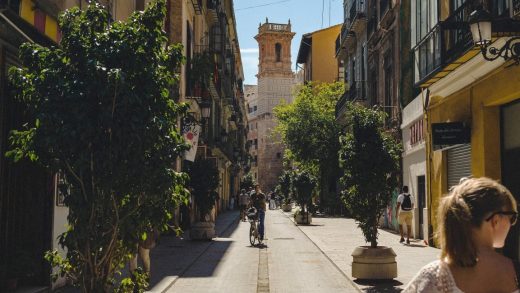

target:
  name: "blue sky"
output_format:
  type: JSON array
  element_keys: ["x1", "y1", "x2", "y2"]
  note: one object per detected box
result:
[{"x1": 235, "y1": 0, "x2": 344, "y2": 85}]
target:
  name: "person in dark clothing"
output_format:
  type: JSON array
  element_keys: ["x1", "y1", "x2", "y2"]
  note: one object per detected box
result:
[{"x1": 250, "y1": 184, "x2": 266, "y2": 240}]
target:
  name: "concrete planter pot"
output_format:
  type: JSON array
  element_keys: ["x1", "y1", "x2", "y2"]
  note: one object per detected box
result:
[
  {"x1": 294, "y1": 213, "x2": 312, "y2": 225},
  {"x1": 189, "y1": 221, "x2": 216, "y2": 240},
  {"x1": 282, "y1": 204, "x2": 292, "y2": 212},
  {"x1": 351, "y1": 246, "x2": 397, "y2": 280}
]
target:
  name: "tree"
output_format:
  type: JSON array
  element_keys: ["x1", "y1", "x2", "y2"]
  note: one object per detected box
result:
[
  {"x1": 277, "y1": 170, "x2": 292, "y2": 204},
  {"x1": 187, "y1": 159, "x2": 220, "y2": 222},
  {"x1": 293, "y1": 170, "x2": 316, "y2": 216},
  {"x1": 240, "y1": 172, "x2": 256, "y2": 191},
  {"x1": 6, "y1": 1, "x2": 188, "y2": 291},
  {"x1": 274, "y1": 82, "x2": 344, "y2": 211},
  {"x1": 339, "y1": 103, "x2": 402, "y2": 248}
]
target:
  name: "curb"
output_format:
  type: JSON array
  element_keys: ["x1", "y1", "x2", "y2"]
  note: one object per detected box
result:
[
  {"x1": 280, "y1": 210, "x2": 363, "y2": 293},
  {"x1": 147, "y1": 212, "x2": 240, "y2": 293}
]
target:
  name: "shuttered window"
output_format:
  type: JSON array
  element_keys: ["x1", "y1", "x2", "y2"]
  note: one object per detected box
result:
[{"x1": 447, "y1": 144, "x2": 471, "y2": 189}]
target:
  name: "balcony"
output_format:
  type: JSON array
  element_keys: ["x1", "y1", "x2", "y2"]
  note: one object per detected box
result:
[
  {"x1": 367, "y1": 14, "x2": 377, "y2": 38},
  {"x1": 336, "y1": 22, "x2": 356, "y2": 58},
  {"x1": 191, "y1": 0, "x2": 203, "y2": 15},
  {"x1": 348, "y1": 0, "x2": 366, "y2": 33},
  {"x1": 335, "y1": 90, "x2": 349, "y2": 120},
  {"x1": 380, "y1": 0, "x2": 390, "y2": 20},
  {"x1": 412, "y1": 2, "x2": 477, "y2": 87},
  {"x1": 206, "y1": 0, "x2": 219, "y2": 23}
]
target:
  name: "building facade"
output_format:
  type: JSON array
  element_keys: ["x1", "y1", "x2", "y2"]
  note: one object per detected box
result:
[
  {"x1": 245, "y1": 85, "x2": 259, "y2": 181},
  {"x1": 296, "y1": 24, "x2": 342, "y2": 83},
  {"x1": 411, "y1": 0, "x2": 520, "y2": 255},
  {"x1": 169, "y1": 0, "x2": 247, "y2": 223},
  {"x1": 253, "y1": 20, "x2": 295, "y2": 192}
]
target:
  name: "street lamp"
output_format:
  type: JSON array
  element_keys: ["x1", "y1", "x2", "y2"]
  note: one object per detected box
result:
[
  {"x1": 199, "y1": 99, "x2": 212, "y2": 119},
  {"x1": 469, "y1": 6, "x2": 520, "y2": 64}
]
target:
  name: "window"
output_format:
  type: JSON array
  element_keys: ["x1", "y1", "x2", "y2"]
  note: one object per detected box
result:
[
  {"x1": 276, "y1": 152, "x2": 281, "y2": 159},
  {"x1": 275, "y1": 43, "x2": 282, "y2": 62},
  {"x1": 253, "y1": 105, "x2": 257, "y2": 112},
  {"x1": 361, "y1": 44, "x2": 366, "y2": 98}
]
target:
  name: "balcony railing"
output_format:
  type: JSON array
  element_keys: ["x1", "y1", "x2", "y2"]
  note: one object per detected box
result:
[
  {"x1": 336, "y1": 21, "x2": 355, "y2": 56},
  {"x1": 335, "y1": 90, "x2": 349, "y2": 118},
  {"x1": 367, "y1": 15, "x2": 377, "y2": 37},
  {"x1": 259, "y1": 23, "x2": 291, "y2": 33},
  {"x1": 412, "y1": 1, "x2": 475, "y2": 86},
  {"x1": 348, "y1": 0, "x2": 366, "y2": 32},
  {"x1": 0, "y1": 0, "x2": 20, "y2": 11}
]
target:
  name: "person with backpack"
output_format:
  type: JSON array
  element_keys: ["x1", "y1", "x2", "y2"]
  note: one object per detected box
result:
[{"x1": 396, "y1": 186, "x2": 414, "y2": 244}]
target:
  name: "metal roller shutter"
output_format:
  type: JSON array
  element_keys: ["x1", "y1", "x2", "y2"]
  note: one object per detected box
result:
[{"x1": 447, "y1": 144, "x2": 472, "y2": 189}]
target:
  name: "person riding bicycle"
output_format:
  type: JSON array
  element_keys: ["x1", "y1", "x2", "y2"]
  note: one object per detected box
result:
[{"x1": 249, "y1": 184, "x2": 266, "y2": 240}]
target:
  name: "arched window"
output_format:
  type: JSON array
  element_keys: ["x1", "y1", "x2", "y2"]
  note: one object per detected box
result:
[{"x1": 275, "y1": 43, "x2": 282, "y2": 62}]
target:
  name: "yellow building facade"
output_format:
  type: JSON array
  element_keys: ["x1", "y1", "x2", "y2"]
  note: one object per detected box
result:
[
  {"x1": 413, "y1": 1, "x2": 520, "y2": 257},
  {"x1": 296, "y1": 24, "x2": 342, "y2": 83}
]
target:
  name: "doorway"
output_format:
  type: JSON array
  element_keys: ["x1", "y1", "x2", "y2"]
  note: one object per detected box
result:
[{"x1": 501, "y1": 100, "x2": 520, "y2": 260}]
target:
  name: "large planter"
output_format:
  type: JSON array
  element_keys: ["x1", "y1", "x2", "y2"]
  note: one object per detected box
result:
[
  {"x1": 294, "y1": 212, "x2": 312, "y2": 225},
  {"x1": 282, "y1": 203, "x2": 292, "y2": 212},
  {"x1": 351, "y1": 246, "x2": 397, "y2": 279},
  {"x1": 189, "y1": 221, "x2": 216, "y2": 240}
]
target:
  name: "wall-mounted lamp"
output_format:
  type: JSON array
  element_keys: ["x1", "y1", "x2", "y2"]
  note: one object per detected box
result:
[{"x1": 469, "y1": 7, "x2": 520, "y2": 65}]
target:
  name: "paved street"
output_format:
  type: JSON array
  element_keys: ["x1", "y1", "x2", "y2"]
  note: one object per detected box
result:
[{"x1": 147, "y1": 209, "x2": 440, "y2": 293}]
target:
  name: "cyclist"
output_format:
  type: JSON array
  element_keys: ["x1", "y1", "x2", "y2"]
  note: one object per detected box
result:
[{"x1": 250, "y1": 184, "x2": 266, "y2": 240}]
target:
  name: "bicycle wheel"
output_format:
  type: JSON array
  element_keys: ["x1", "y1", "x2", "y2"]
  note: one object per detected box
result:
[
  {"x1": 257, "y1": 222, "x2": 263, "y2": 244},
  {"x1": 249, "y1": 224, "x2": 256, "y2": 246}
]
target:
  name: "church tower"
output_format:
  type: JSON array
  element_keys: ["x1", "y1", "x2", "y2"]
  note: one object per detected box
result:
[{"x1": 250, "y1": 19, "x2": 296, "y2": 192}]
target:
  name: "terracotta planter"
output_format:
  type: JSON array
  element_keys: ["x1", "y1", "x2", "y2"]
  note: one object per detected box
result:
[
  {"x1": 190, "y1": 221, "x2": 216, "y2": 240},
  {"x1": 294, "y1": 212, "x2": 312, "y2": 225},
  {"x1": 351, "y1": 246, "x2": 397, "y2": 279}
]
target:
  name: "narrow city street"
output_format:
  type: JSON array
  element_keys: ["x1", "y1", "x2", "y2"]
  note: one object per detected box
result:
[{"x1": 159, "y1": 210, "x2": 359, "y2": 293}]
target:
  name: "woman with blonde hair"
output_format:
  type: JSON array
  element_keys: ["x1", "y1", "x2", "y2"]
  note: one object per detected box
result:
[{"x1": 404, "y1": 177, "x2": 520, "y2": 293}]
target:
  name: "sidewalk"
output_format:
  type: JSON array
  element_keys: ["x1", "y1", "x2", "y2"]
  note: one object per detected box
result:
[
  {"x1": 53, "y1": 210, "x2": 240, "y2": 293},
  {"x1": 147, "y1": 210, "x2": 240, "y2": 292},
  {"x1": 282, "y1": 210, "x2": 440, "y2": 292}
]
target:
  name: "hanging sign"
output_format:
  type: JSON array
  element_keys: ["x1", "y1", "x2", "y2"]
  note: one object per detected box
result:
[
  {"x1": 182, "y1": 123, "x2": 201, "y2": 162},
  {"x1": 432, "y1": 122, "x2": 470, "y2": 151}
]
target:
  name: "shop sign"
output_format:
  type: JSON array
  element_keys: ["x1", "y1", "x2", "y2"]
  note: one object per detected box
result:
[{"x1": 432, "y1": 122, "x2": 470, "y2": 150}]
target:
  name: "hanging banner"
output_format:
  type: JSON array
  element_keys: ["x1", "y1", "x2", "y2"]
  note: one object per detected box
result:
[{"x1": 182, "y1": 124, "x2": 201, "y2": 162}]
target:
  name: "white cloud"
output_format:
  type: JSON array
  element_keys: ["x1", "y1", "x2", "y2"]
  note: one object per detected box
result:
[{"x1": 240, "y1": 48, "x2": 259, "y2": 54}]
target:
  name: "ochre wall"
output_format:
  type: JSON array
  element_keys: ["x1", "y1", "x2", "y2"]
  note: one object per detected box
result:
[
  {"x1": 427, "y1": 64, "x2": 520, "y2": 237},
  {"x1": 311, "y1": 24, "x2": 341, "y2": 83}
]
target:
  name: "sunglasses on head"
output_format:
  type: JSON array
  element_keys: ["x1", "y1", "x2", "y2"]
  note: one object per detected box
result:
[{"x1": 485, "y1": 211, "x2": 518, "y2": 225}]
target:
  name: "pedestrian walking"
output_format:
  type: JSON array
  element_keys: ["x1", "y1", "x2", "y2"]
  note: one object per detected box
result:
[
  {"x1": 396, "y1": 186, "x2": 414, "y2": 244},
  {"x1": 269, "y1": 191, "x2": 276, "y2": 210},
  {"x1": 404, "y1": 177, "x2": 519, "y2": 293}
]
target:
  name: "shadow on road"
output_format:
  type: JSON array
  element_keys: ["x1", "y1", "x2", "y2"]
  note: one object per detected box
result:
[{"x1": 354, "y1": 279, "x2": 404, "y2": 292}]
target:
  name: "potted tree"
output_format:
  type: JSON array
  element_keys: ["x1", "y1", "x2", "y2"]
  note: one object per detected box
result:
[
  {"x1": 293, "y1": 171, "x2": 316, "y2": 225},
  {"x1": 278, "y1": 171, "x2": 293, "y2": 212},
  {"x1": 339, "y1": 103, "x2": 401, "y2": 280},
  {"x1": 187, "y1": 158, "x2": 220, "y2": 240}
]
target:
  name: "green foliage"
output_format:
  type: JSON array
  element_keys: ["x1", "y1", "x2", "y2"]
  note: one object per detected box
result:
[
  {"x1": 339, "y1": 103, "x2": 402, "y2": 248},
  {"x1": 292, "y1": 171, "x2": 316, "y2": 214},
  {"x1": 240, "y1": 172, "x2": 255, "y2": 191},
  {"x1": 277, "y1": 170, "x2": 292, "y2": 201},
  {"x1": 187, "y1": 159, "x2": 220, "y2": 221},
  {"x1": 7, "y1": 1, "x2": 189, "y2": 291},
  {"x1": 274, "y1": 82, "x2": 344, "y2": 209},
  {"x1": 189, "y1": 52, "x2": 213, "y2": 89}
]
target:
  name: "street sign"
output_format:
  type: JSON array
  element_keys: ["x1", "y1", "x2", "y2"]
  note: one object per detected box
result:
[{"x1": 432, "y1": 122, "x2": 470, "y2": 151}]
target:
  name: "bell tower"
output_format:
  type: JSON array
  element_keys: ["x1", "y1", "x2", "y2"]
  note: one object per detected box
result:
[{"x1": 255, "y1": 18, "x2": 295, "y2": 79}]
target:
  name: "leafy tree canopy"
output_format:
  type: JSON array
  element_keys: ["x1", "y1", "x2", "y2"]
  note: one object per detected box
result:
[
  {"x1": 7, "y1": 1, "x2": 188, "y2": 291},
  {"x1": 339, "y1": 103, "x2": 402, "y2": 248}
]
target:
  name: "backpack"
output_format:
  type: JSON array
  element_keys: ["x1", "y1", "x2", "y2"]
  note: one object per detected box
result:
[{"x1": 401, "y1": 194, "x2": 412, "y2": 210}]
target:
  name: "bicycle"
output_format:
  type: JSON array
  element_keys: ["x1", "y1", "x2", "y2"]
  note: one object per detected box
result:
[{"x1": 247, "y1": 207, "x2": 262, "y2": 246}]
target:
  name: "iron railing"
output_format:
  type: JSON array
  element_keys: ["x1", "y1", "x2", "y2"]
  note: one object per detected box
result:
[
  {"x1": 412, "y1": 1, "x2": 475, "y2": 86},
  {"x1": 335, "y1": 90, "x2": 349, "y2": 118},
  {"x1": 380, "y1": 0, "x2": 390, "y2": 19}
]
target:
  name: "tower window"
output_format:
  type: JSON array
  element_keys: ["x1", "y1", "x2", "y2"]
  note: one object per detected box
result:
[{"x1": 275, "y1": 43, "x2": 282, "y2": 62}]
